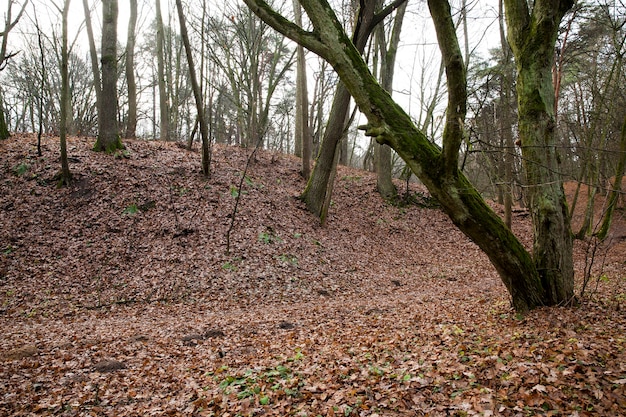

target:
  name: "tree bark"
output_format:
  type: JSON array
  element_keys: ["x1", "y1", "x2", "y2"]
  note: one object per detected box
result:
[
  {"x1": 155, "y1": 0, "x2": 170, "y2": 141},
  {"x1": 124, "y1": 0, "x2": 138, "y2": 139},
  {"x1": 94, "y1": 0, "x2": 123, "y2": 152},
  {"x1": 244, "y1": 0, "x2": 563, "y2": 312},
  {"x1": 81, "y1": 0, "x2": 101, "y2": 119},
  {"x1": 597, "y1": 112, "x2": 626, "y2": 240},
  {"x1": 293, "y1": 0, "x2": 311, "y2": 179},
  {"x1": 301, "y1": 0, "x2": 404, "y2": 219},
  {"x1": 175, "y1": 0, "x2": 211, "y2": 176},
  {"x1": 374, "y1": 1, "x2": 406, "y2": 200},
  {"x1": 504, "y1": 0, "x2": 574, "y2": 305},
  {"x1": 0, "y1": 0, "x2": 28, "y2": 140},
  {"x1": 57, "y1": 0, "x2": 72, "y2": 185}
]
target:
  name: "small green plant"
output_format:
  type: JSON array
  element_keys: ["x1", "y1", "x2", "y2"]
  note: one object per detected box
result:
[
  {"x1": 3, "y1": 246, "x2": 14, "y2": 255},
  {"x1": 122, "y1": 203, "x2": 139, "y2": 215},
  {"x1": 172, "y1": 185, "x2": 189, "y2": 196},
  {"x1": 229, "y1": 185, "x2": 239, "y2": 198},
  {"x1": 259, "y1": 230, "x2": 282, "y2": 244},
  {"x1": 276, "y1": 254, "x2": 298, "y2": 266},
  {"x1": 222, "y1": 261, "x2": 237, "y2": 271},
  {"x1": 12, "y1": 162, "x2": 29, "y2": 176},
  {"x1": 114, "y1": 149, "x2": 131, "y2": 159}
]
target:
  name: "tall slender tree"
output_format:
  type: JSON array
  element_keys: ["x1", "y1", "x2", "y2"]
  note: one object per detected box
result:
[
  {"x1": 293, "y1": 0, "x2": 311, "y2": 179},
  {"x1": 57, "y1": 0, "x2": 72, "y2": 185},
  {"x1": 0, "y1": 0, "x2": 29, "y2": 140},
  {"x1": 155, "y1": 0, "x2": 170, "y2": 141},
  {"x1": 175, "y1": 0, "x2": 210, "y2": 176},
  {"x1": 94, "y1": 0, "x2": 123, "y2": 152},
  {"x1": 125, "y1": 0, "x2": 138, "y2": 139},
  {"x1": 81, "y1": 0, "x2": 101, "y2": 116}
]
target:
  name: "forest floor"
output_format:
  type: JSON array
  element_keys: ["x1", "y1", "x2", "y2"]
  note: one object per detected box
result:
[{"x1": 0, "y1": 134, "x2": 625, "y2": 416}]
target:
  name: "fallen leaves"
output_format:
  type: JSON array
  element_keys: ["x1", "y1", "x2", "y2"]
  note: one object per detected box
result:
[{"x1": 0, "y1": 134, "x2": 625, "y2": 415}]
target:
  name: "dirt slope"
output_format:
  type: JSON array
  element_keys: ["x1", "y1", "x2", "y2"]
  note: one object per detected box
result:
[{"x1": 0, "y1": 134, "x2": 624, "y2": 416}]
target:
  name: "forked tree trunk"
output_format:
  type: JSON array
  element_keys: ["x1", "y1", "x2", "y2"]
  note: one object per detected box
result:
[
  {"x1": 301, "y1": 0, "x2": 403, "y2": 219},
  {"x1": 245, "y1": 0, "x2": 574, "y2": 312}
]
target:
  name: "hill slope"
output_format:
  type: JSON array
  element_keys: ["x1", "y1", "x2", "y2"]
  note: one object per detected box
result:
[{"x1": 0, "y1": 135, "x2": 625, "y2": 416}]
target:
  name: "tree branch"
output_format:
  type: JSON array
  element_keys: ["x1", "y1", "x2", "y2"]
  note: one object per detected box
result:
[{"x1": 242, "y1": 0, "x2": 328, "y2": 58}]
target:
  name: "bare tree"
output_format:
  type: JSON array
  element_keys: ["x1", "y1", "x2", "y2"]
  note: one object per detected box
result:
[
  {"x1": 57, "y1": 0, "x2": 72, "y2": 186},
  {"x1": 293, "y1": 0, "x2": 311, "y2": 179},
  {"x1": 0, "y1": 0, "x2": 29, "y2": 140},
  {"x1": 175, "y1": 0, "x2": 211, "y2": 176},
  {"x1": 125, "y1": 0, "x2": 138, "y2": 139},
  {"x1": 155, "y1": 0, "x2": 170, "y2": 140}
]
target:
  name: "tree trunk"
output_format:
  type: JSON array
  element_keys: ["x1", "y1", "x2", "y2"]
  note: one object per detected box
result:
[
  {"x1": 293, "y1": 0, "x2": 311, "y2": 179},
  {"x1": 498, "y1": 0, "x2": 514, "y2": 229},
  {"x1": 597, "y1": 112, "x2": 626, "y2": 240},
  {"x1": 0, "y1": 95, "x2": 9, "y2": 140},
  {"x1": 155, "y1": 0, "x2": 170, "y2": 141},
  {"x1": 124, "y1": 0, "x2": 138, "y2": 139},
  {"x1": 244, "y1": 0, "x2": 569, "y2": 312},
  {"x1": 57, "y1": 0, "x2": 72, "y2": 186},
  {"x1": 504, "y1": 0, "x2": 574, "y2": 305},
  {"x1": 94, "y1": 0, "x2": 123, "y2": 152},
  {"x1": 374, "y1": 1, "x2": 407, "y2": 200},
  {"x1": 175, "y1": 0, "x2": 211, "y2": 176},
  {"x1": 81, "y1": 0, "x2": 102, "y2": 118},
  {"x1": 0, "y1": 0, "x2": 29, "y2": 140},
  {"x1": 301, "y1": 0, "x2": 397, "y2": 218}
]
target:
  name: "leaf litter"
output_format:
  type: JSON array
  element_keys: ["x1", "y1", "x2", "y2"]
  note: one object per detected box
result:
[{"x1": 0, "y1": 134, "x2": 625, "y2": 416}]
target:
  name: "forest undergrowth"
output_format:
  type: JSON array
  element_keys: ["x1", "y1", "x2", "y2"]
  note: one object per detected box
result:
[{"x1": 1, "y1": 134, "x2": 625, "y2": 416}]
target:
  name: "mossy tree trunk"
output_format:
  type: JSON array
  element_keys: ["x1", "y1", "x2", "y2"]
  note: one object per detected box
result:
[
  {"x1": 244, "y1": 0, "x2": 574, "y2": 312},
  {"x1": 94, "y1": 0, "x2": 123, "y2": 153},
  {"x1": 0, "y1": 97, "x2": 9, "y2": 140},
  {"x1": 504, "y1": 0, "x2": 574, "y2": 305}
]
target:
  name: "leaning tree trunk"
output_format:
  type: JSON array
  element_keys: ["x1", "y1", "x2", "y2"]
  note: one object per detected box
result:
[
  {"x1": 175, "y1": 0, "x2": 211, "y2": 176},
  {"x1": 244, "y1": 0, "x2": 568, "y2": 312},
  {"x1": 504, "y1": 0, "x2": 574, "y2": 305},
  {"x1": 82, "y1": 0, "x2": 102, "y2": 118}
]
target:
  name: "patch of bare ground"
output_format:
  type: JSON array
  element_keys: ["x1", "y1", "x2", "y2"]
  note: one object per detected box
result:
[{"x1": 0, "y1": 134, "x2": 624, "y2": 416}]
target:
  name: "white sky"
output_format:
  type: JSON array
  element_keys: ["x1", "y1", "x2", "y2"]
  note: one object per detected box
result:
[{"x1": 2, "y1": 0, "x2": 501, "y2": 142}]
